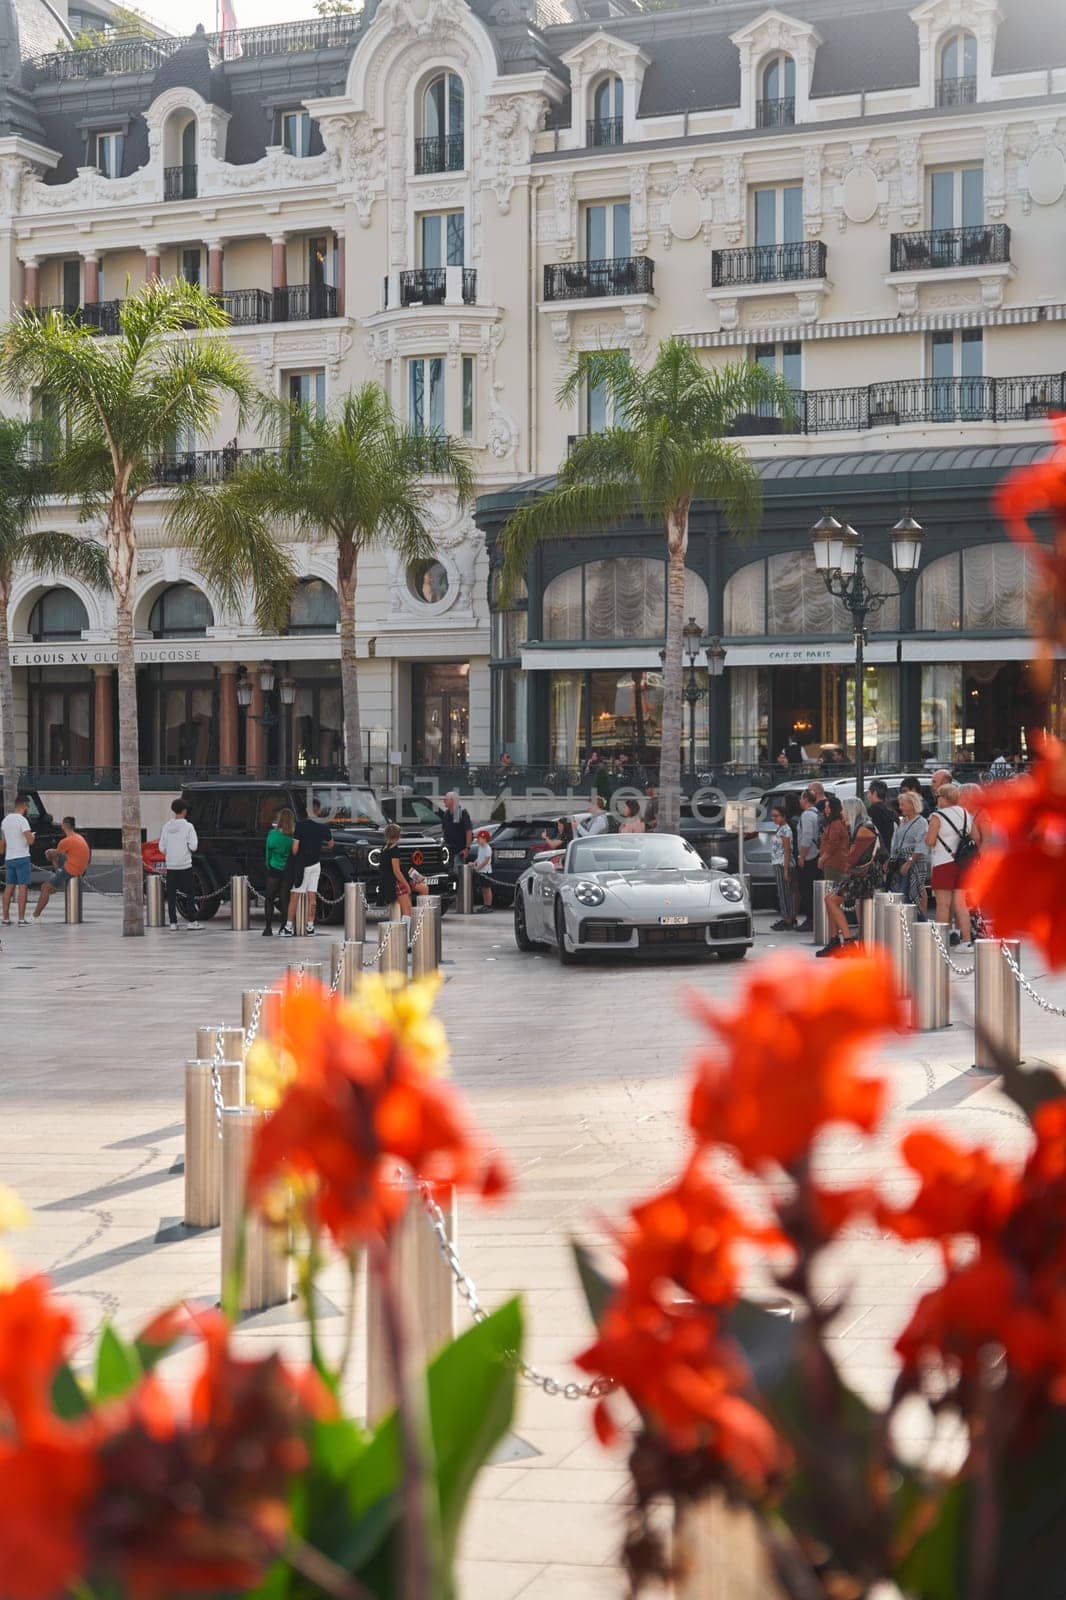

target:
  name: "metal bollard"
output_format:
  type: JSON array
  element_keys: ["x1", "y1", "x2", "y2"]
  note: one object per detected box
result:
[
  {"x1": 145, "y1": 874, "x2": 165, "y2": 927},
  {"x1": 366, "y1": 1181, "x2": 455, "y2": 1425},
  {"x1": 886, "y1": 902, "x2": 916, "y2": 999},
  {"x1": 457, "y1": 861, "x2": 475, "y2": 915},
  {"x1": 333, "y1": 940, "x2": 363, "y2": 997},
  {"x1": 286, "y1": 959, "x2": 327, "y2": 988},
  {"x1": 220, "y1": 1106, "x2": 291, "y2": 1315},
  {"x1": 974, "y1": 939, "x2": 1022, "y2": 1073},
  {"x1": 859, "y1": 897, "x2": 876, "y2": 947},
  {"x1": 912, "y1": 921, "x2": 951, "y2": 1031},
  {"x1": 812, "y1": 879, "x2": 829, "y2": 946},
  {"x1": 184, "y1": 1058, "x2": 245, "y2": 1228},
  {"x1": 241, "y1": 987, "x2": 280, "y2": 1033},
  {"x1": 64, "y1": 876, "x2": 83, "y2": 924},
  {"x1": 344, "y1": 880, "x2": 367, "y2": 943},
  {"x1": 377, "y1": 917, "x2": 408, "y2": 980},
  {"x1": 292, "y1": 890, "x2": 308, "y2": 937},
  {"x1": 411, "y1": 902, "x2": 439, "y2": 978},
  {"x1": 425, "y1": 893, "x2": 443, "y2": 965},
  {"x1": 873, "y1": 890, "x2": 899, "y2": 949},
  {"x1": 196, "y1": 1025, "x2": 246, "y2": 1069},
  {"x1": 230, "y1": 874, "x2": 250, "y2": 931}
]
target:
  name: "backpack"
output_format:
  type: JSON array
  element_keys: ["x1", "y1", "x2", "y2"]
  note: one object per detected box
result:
[{"x1": 940, "y1": 810, "x2": 979, "y2": 870}]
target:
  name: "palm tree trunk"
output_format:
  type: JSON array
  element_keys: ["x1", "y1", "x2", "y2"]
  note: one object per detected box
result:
[
  {"x1": 0, "y1": 574, "x2": 18, "y2": 791},
  {"x1": 337, "y1": 536, "x2": 364, "y2": 791},
  {"x1": 111, "y1": 510, "x2": 144, "y2": 937},
  {"x1": 659, "y1": 507, "x2": 690, "y2": 835}
]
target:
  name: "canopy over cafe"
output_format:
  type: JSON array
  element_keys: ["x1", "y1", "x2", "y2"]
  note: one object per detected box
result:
[{"x1": 478, "y1": 443, "x2": 1060, "y2": 774}]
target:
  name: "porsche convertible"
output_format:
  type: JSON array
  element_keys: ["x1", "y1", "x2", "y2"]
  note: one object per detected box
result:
[{"x1": 513, "y1": 832, "x2": 753, "y2": 964}]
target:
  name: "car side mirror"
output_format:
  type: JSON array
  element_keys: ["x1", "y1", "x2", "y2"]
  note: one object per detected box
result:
[
  {"x1": 532, "y1": 855, "x2": 560, "y2": 875},
  {"x1": 710, "y1": 855, "x2": 729, "y2": 871}
]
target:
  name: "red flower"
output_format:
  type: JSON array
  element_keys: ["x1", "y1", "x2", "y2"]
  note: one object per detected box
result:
[
  {"x1": 0, "y1": 1275, "x2": 77, "y2": 1433},
  {"x1": 249, "y1": 979, "x2": 507, "y2": 1248},
  {"x1": 879, "y1": 1129, "x2": 1018, "y2": 1257},
  {"x1": 687, "y1": 955, "x2": 900, "y2": 1173},
  {"x1": 965, "y1": 738, "x2": 1066, "y2": 968},
  {"x1": 0, "y1": 1430, "x2": 97, "y2": 1600},
  {"x1": 896, "y1": 1253, "x2": 1033, "y2": 1375},
  {"x1": 577, "y1": 1296, "x2": 785, "y2": 1487}
]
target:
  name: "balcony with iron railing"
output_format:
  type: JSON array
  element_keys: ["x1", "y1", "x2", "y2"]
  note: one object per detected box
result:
[
  {"x1": 152, "y1": 446, "x2": 269, "y2": 486},
  {"x1": 543, "y1": 256, "x2": 654, "y2": 301},
  {"x1": 272, "y1": 283, "x2": 338, "y2": 321},
  {"x1": 755, "y1": 95, "x2": 795, "y2": 127},
  {"x1": 163, "y1": 163, "x2": 197, "y2": 201},
  {"x1": 728, "y1": 372, "x2": 1066, "y2": 436},
  {"x1": 396, "y1": 267, "x2": 477, "y2": 307},
  {"x1": 414, "y1": 133, "x2": 464, "y2": 174},
  {"x1": 935, "y1": 74, "x2": 978, "y2": 106},
  {"x1": 586, "y1": 115, "x2": 623, "y2": 147},
  {"x1": 890, "y1": 223, "x2": 1011, "y2": 272},
  {"x1": 26, "y1": 16, "x2": 361, "y2": 82},
  {"x1": 710, "y1": 240, "x2": 827, "y2": 288},
  {"x1": 32, "y1": 283, "x2": 336, "y2": 332}
]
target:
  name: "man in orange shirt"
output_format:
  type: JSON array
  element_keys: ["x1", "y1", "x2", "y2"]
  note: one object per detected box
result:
[{"x1": 31, "y1": 817, "x2": 91, "y2": 922}]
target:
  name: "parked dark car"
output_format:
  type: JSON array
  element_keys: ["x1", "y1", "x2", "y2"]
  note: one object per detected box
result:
[
  {"x1": 178, "y1": 780, "x2": 455, "y2": 925},
  {"x1": 380, "y1": 793, "x2": 446, "y2": 833},
  {"x1": 0, "y1": 787, "x2": 62, "y2": 884}
]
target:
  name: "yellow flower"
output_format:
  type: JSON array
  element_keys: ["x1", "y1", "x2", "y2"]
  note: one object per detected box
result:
[
  {"x1": 245, "y1": 1037, "x2": 297, "y2": 1111},
  {"x1": 340, "y1": 973, "x2": 449, "y2": 1076},
  {"x1": 0, "y1": 1184, "x2": 28, "y2": 1291}
]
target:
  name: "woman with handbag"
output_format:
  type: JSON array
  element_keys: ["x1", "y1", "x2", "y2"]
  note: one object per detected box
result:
[
  {"x1": 817, "y1": 798, "x2": 881, "y2": 956},
  {"x1": 926, "y1": 783, "x2": 973, "y2": 947},
  {"x1": 889, "y1": 790, "x2": 929, "y2": 917}
]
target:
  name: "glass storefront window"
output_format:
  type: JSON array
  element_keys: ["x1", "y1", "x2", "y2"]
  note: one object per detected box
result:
[
  {"x1": 844, "y1": 665, "x2": 899, "y2": 766},
  {"x1": 412, "y1": 662, "x2": 469, "y2": 766},
  {"x1": 921, "y1": 663, "x2": 962, "y2": 762},
  {"x1": 29, "y1": 669, "x2": 92, "y2": 769},
  {"x1": 493, "y1": 666, "x2": 528, "y2": 763},
  {"x1": 292, "y1": 680, "x2": 343, "y2": 773},
  {"x1": 549, "y1": 668, "x2": 675, "y2": 768},
  {"x1": 542, "y1": 559, "x2": 708, "y2": 641},
  {"x1": 729, "y1": 666, "x2": 769, "y2": 764}
]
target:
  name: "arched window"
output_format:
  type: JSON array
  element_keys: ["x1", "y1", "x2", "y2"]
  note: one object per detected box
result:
[
  {"x1": 164, "y1": 114, "x2": 198, "y2": 199},
  {"x1": 961, "y1": 544, "x2": 1036, "y2": 630},
  {"x1": 589, "y1": 76, "x2": 623, "y2": 146},
  {"x1": 286, "y1": 577, "x2": 339, "y2": 635},
  {"x1": 758, "y1": 54, "x2": 796, "y2": 126},
  {"x1": 724, "y1": 553, "x2": 899, "y2": 636},
  {"x1": 29, "y1": 587, "x2": 89, "y2": 642},
  {"x1": 417, "y1": 72, "x2": 464, "y2": 173},
  {"x1": 148, "y1": 583, "x2": 213, "y2": 639},
  {"x1": 542, "y1": 558, "x2": 708, "y2": 640},
  {"x1": 491, "y1": 570, "x2": 528, "y2": 660},
  {"x1": 937, "y1": 31, "x2": 977, "y2": 104},
  {"x1": 916, "y1": 551, "x2": 961, "y2": 631}
]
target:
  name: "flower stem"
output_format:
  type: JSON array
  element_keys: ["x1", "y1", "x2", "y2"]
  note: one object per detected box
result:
[
  {"x1": 370, "y1": 1229, "x2": 436, "y2": 1600},
  {"x1": 286, "y1": 1534, "x2": 377, "y2": 1600}
]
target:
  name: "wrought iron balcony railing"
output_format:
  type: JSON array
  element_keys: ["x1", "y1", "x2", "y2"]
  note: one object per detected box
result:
[
  {"x1": 414, "y1": 133, "x2": 464, "y2": 174},
  {"x1": 710, "y1": 240, "x2": 827, "y2": 288},
  {"x1": 272, "y1": 283, "x2": 338, "y2": 321},
  {"x1": 27, "y1": 17, "x2": 360, "y2": 81},
  {"x1": 163, "y1": 163, "x2": 197, "y2": 201},
  {"x1": 27, "y1": 36, "x2": 180, "y2": 80},
  {"x1": 586, "y1": 115, "x2": 623, "y2": 147},
  {"x1": 214, "y1": 288, "x2": 274, "y2": 326},
  {"x1": 755, "y1": 95, "x2": 795, "y2": 127},
  {"x1": 890, "y1": 223, "x2": 1010, "y2": 272},
  {"x1": 153, "y1": 446, "x2": 269, "y2": 486},
  {"x1": 935, "y1": 74, "x2": 978, "y2": 106},
  {"x1": 544, "y1": 256, "x2": 654, "y2": 301},
  {"x1": 724, "y1": 372, "x2": 1066, "y2": 436},
  {"x1": 398, "y1": 267, "x2": 476, "y2": 306},
  {"x1": 203, "y1": 15, "x2": 360, "y2": 55}
]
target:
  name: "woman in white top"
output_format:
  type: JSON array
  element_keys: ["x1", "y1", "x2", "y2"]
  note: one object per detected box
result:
[{"x1": 925, "y1": 782, "x2": 972, "y2": 945}]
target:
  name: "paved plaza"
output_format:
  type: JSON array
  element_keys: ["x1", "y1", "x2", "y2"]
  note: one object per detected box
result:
[{"x1": 4, "y1": 886, "x2": 1066, "y2": 1599}]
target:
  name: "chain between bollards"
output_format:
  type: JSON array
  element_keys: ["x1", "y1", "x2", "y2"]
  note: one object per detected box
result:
[
  {"x1": 1000, "y1": 943, "x2": 1066, "y2": 1017},
  {"x1": 929, "y1": 920, "x2": 976, "y2": 977}
]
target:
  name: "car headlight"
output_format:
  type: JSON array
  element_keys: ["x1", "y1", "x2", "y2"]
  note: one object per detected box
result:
[
  {"x1": 441, "y1": 845, "x2": 451, "y2": 864},
  {"x1": 718, "y1": 876, "x2": 746, "y2": 902},
  {"x1": 367, "y1": 847, "x2": 381, "y2": 867},
  {"x1": 574, "y1": 880, "x2": 605, "y2": 907}
]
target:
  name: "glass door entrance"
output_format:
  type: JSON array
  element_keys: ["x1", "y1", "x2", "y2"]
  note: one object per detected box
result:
[{"x1": 412, "y1": 662, "x2": 469, "y2": 766}]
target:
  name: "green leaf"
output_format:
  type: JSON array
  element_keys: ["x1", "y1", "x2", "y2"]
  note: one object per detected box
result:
[
  {"x1": 94, "y1": 1322, "x2": 142, "y2": 1401},
  {"x1": 50, "y1": 1360, "x2": 90, "y2": 1420},
  {"x1": 894, "y1": 1478, "x2": 966, "y2": 1600},
  {"x1": 572, "y1": 1240, "x2": 616, "y2": 1330}
]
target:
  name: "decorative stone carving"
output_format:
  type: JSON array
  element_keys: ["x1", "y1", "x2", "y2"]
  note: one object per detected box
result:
[
  {"x1": 552, "y1": 172, "x2": 576, "y2": 259},
  {"x1": 893, "y1": 283, "x2": 921, "y2": 315},
  {"x1": 558, "y1": 29, "x2": 650, "y2": 148},
  {"x1": 668, "y1": 183, "x2": 701, "y2": 242},
  {"x1": 548, "y1": 312, "x2": 572, "y2": 349},
  {"x1": 716, "y1": 298, "x2": 740, "y2": 330},
  {"x1": 318, "y1": 113, "x2": 386, "y2": 226},
  {"x1": 896, "y1": 134, "x2": 922, "y2": 227},
  {"x1": 978, "y1": 274, "x2": 1007, "y2": 309},
  {"x1": 841, "y1": 163, "x2": 880, "y2": 225},
  {"x1": 621, "y1": 304, "x2": 650, "y2": 355},
  {"x1": 803, "y1": 143, "x2": 823, "y2": 236},
  {"x1": 795, "y1": 289, "x2": 823, "y2": 324},
  {"x1": 721, "y1": 155, "x2": 744, "y2": 244},
  {"x1": 984, "y1": 126, "x2": 1007, "y2": 219},
  {"x1": 480, "y1": 92, "x2": 545, "y2": 213},
  {"x1": 486, "y1": 383, "x2": 519, "y2": 463},
  {"x1": 729, "y1": 9, "x2": 822, "y2": 125},
  {"x1": 1025, "y1": 139, "x2": 1066, "y2": 208},
  {"x1": 630, "y1": 164, "x2": 649, "y2": 251}
]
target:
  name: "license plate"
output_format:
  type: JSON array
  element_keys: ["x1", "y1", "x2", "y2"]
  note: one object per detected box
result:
[
  {"x1": 659, "y1": 914, "x2": 689, "y2": 925},
  {"x1": 427, "y1": 875, "x2": 448, "y2": 886},
  {"x1": 495, "y1": 850, "x2": 526, "y2": 860}
]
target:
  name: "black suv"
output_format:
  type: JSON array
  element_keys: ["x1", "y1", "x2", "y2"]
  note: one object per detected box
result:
[
  {"x1": 178, "y1": 780, "x2": 454, "y2": 925},
  {"x1": 0, "y1": 787, "x2": 62, "y2": 884}
]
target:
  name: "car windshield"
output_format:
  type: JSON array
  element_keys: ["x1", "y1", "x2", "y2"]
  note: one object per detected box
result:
[
  {"x1": 308, "y1": 785, "x2": 386, "y2": 828},
  {"x1": 568, "y1": 835, "x2": 707, "y2": 874}
]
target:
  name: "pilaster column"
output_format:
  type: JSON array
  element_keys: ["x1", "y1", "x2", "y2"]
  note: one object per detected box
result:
[
  {"x1": 22, "y1": 259, "x2": 38, "y2": 307},
  {"x1": 218, "y1": 662, "x2": 238, "y2": 773},
  {"x1": 270, "y1": 235, "x2": 287, "y2": 290},
  {"x1": 206, "y1": 240, "x2": 224, "y2": 295},
  {"x1": 246, "y1": 666, "x2": 266, "y2": 777},
  {"x1": 82, "y1": 253, "x2": 99, "y2": 305},
  {"x1": 144, "y1": 245, "x2": 161, "y2": 284},
  {"x1": 336, "y1": 233, "x2": 345, "y2": 316},
  {"x1": 92, "y1": 665, "x2": 114, "y2": 777}
]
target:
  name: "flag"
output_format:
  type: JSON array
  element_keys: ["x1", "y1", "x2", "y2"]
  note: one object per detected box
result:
[{"x1": 219, "y1": 0, "x2": 241, "y2": 58}]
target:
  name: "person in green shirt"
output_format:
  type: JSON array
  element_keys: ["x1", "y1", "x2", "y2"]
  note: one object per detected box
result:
[{"x1": 263, "y1": 807, "x2": 298, "y2": 937}]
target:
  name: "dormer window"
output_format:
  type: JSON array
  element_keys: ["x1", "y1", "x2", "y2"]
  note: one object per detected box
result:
[
  {"x1": 280, "y1": 109, "x2": 312, "y2": 158},
  {"x1": 95, "y1": 129, "x2": 124, "y2": 178},
  {"x1": 588, "y1": 75, "x2": 623, "y2": 147},
  {"x1": 416, "y1": 72, "x2": 464, "y2": 175},
  {"x1": 757, "y1": 54, "x2": 796, "y2": 127},
  {"x1": 937, "y1": 30, "x2": 977, "y2": 106}
]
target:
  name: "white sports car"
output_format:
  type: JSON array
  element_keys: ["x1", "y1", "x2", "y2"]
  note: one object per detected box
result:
[{"x1": 513, "y1": 832, "x2": 753, "y2": 964}]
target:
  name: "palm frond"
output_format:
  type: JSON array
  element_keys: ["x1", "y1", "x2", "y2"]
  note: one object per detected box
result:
[
  {"x1": 499, "y1": 477, "x2": 634, "y2": 602},
  {"x1": 12, "y1": 529, "x2": 111, "y2": 590},
  {"x1": 169, "y1": 475, "x2": 294, "y2": 633}
]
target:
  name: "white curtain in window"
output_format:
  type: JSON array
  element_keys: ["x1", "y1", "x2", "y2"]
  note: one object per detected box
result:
[
  {"x1": 767, "y1": 552, "x2": 899, "y2": 633},
  {"x1": 549, "y1": 672, "x2": 582, "y2": 766},
  {"x1": 921, "y1": 664, "x2": 962, "y2": 761},
  {"x1": 962, "y1": 543, "x2": 1034, "y2": 630},
  {"x1": 723, "y1": 563, "x2": 765, "y2": 635},
  {"x1": 585, "y1": 558, "x2": 664, "y2": 638},
  {"x1": 683, "y1": 568, "x2": 710, "y2": 631},
  {"x1": 869, "y1": 666, "x2": 900, "y2": 764},
  {"x1": 916, "y1": 552, "x2": 961, "y2": 630},
  {"x1": 543, "y1": 568, "x2": 582, "y2": 640},
  {"x1": 730, "y1": 667, "x2": 767, "y2": 763}
]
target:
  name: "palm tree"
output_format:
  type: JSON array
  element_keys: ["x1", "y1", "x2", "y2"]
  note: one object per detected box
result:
[
  {"x1": 1, "y1": 280, "x2": 294, "y2": 936},
  {"x1": 0, "y1": 416, "x2": 111, "y2": 786},
  {"x1": 175, "y1": 383, "x2": 474, "y2": 793},
  {"x1": 499, "y1": 339, "x2": 793, "y2": 834}
]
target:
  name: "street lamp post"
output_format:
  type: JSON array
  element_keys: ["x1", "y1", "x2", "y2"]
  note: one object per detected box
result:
[
  {"x1": 809, "y1": 511, "x2": 923, "y2": 801},
  {"x1": 235, "y1": 665, "x2": 297, "y2": 773},
  {"x1": 682, "y1": 616, "x2": 702, "y2": 776}
]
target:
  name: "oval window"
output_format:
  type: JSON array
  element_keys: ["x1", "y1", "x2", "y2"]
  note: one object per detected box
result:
[{"x1": 408, "y1": 560, "x2": 449, "y2": 604}]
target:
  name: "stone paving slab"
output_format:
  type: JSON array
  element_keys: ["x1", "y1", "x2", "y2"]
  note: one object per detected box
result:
[{"x1": 3, "y1": 892, "x2": 1065, "y2": 1594}]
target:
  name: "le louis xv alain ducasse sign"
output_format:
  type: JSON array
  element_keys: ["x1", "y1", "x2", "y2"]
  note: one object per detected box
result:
[{"x1": 11, "y1": 644, "x2": 206, "y2": 667}]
